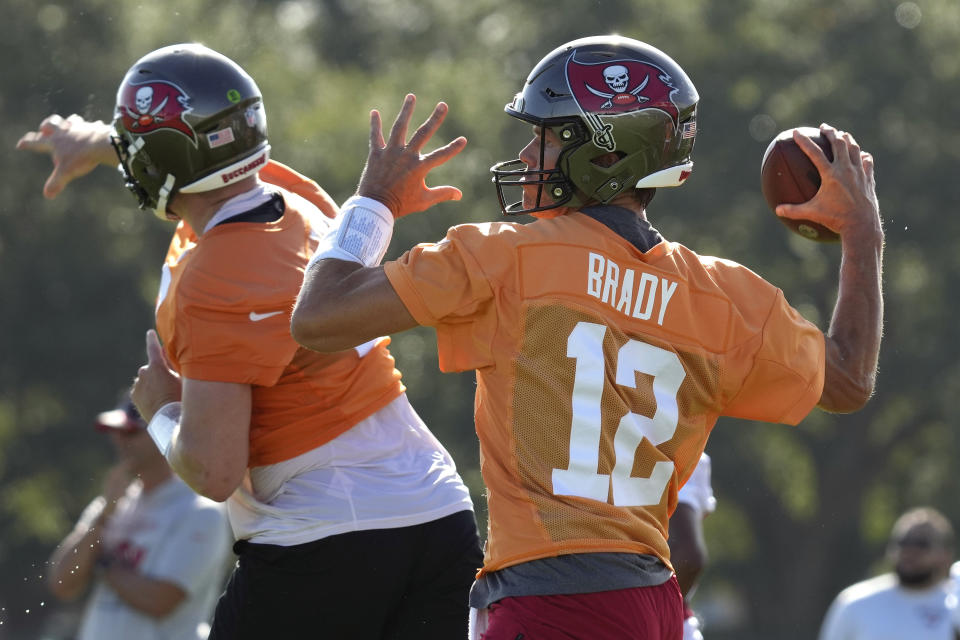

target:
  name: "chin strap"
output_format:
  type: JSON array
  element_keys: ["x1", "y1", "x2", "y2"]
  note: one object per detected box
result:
[{"x1": 153, "y1": 174, "x2": 177, "y2": 220}]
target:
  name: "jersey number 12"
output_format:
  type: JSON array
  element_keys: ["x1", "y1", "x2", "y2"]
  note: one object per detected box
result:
[{"x1": 552, "y1": 321, "x2": 685, "y2": 507}]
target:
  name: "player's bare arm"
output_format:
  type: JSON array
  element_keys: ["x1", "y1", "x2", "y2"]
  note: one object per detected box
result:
[
  {"x1": 16, "y1": 114, "x2": 117, "y2": 198},
  {"x1": 101, "y1": 566, "x2": 187, "y2": 618},
  {"x1": 294, "y1": 259, "x2": 417, "y2": 353},
  {"x1": 667, "y1": 503, "x2": 709, "y2": 598},
  {"x1": 46, "y1": 460, "x2": 135, "y2": 600},
  {"x1": 782, "y1": 125, "x2": 884, "y2": 412},
  {"x1": 291, "y1": 94, "x2": 464, "y2": 353},
  {"x1": 133, "y1": 330, "x2": 251, "y2": 501}
]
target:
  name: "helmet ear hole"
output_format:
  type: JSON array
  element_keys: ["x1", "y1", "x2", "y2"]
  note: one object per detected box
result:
[{"x1": 590, "y1": 151, "x2": 625, "y2": 169}]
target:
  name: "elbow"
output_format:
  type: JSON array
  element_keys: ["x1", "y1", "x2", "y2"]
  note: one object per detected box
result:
[
  {"x1": 46, "y1": 548, "x2": 89, "y2": 602},
  {"x1": 672, "y1": 546, "x2": 708, "y2": 580},
  {"x1": 820, "y1": 339, "x2": 879, "y2": 414},
  {"x1": 47, "y1": 574, "x2": 83, "y2": 602},
  {"x1": 144, "y1": 593, "x2": 186, "y2": 619},
  {"x1": 171, "y1": 452, "x2": 241, "y2": 503},
  {"x1": 199, "y1": 484, "x2": 234, "y2": 503},
  {"x1": 290, "y1": 305, "x2": 349, "y2": 353},
  {"x1": 836, "y1": 391, "x2": 873, "y2": 414},
  {"x1": 818, "y1": 372, "x2": 876, "y2": 414},
  {"x1": 289, "y1": 309, "x2": 324, "y2": 351},
  {"x1": 190, "y1": 471, "x2": 240, "y2": 502},
  {"x1": 118, "y1": 580, "x2": 186, "y2": 619},
  {"x1": 687, "y1": 548, "x2": 709, "y2": 577}
]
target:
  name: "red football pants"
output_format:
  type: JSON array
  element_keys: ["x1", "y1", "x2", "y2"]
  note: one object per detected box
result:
[{"x1": 481, "y1": 576, "x2": 684, "y2": 640}]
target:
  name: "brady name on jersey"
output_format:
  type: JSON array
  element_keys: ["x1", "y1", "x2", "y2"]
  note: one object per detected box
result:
[{"x1": 587, "y1": 252, "x2": 679, "y2": 326}]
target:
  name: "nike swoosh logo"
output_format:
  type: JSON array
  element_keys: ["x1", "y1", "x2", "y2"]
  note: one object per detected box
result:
[{"x1": 249, "y1": 310, "x2": 284, "y2": 322}]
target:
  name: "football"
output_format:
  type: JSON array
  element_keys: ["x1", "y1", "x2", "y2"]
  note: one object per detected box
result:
[{"x1": 760, "y1": 127, "x2": 839, "y2": 242}]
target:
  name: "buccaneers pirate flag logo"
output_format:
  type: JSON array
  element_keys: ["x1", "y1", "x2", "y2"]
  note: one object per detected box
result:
[
  {"x1": 565, "y1": 54, "x2": 680, "y2": 152},
  {"x1": 118, "y1": 80, "x2": 197, "y2": 144}
]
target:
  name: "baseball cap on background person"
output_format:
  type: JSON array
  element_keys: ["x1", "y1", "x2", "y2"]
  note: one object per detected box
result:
[{"x1": 94, "y1": 393, "x2": 145, "y2": 433}]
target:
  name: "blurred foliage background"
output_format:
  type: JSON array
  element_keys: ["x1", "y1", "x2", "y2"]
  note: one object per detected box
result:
[{"x1": 1, "y1": 0, "x2": 958, "y2": 638}]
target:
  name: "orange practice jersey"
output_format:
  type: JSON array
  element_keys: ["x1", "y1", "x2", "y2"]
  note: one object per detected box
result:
[
  {"x1": 384, "y1": 212, "x2": 824, "y2": 574},
  {"x1": 156, "y1": 161, "x2": 405, "y2": 467}
]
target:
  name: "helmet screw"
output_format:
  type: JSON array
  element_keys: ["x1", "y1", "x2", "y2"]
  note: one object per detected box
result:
[
  {"x1": 561, "y1": 129, "x2": 573, "y2": 140},
  {"x1": 610, "y1": 181, "x2": 620, "y2": 190},
  {"x1": 552, "y1": 187, "x2": 564, "y2": 198}
]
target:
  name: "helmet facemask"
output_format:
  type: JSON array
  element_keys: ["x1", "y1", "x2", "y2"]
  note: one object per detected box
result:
[
  {"x1": 491, "y1": 119, "x2": 589, "y2": 216},
  {"x1": 111, "y1": 133, "x2": 156, "y2": 212}
]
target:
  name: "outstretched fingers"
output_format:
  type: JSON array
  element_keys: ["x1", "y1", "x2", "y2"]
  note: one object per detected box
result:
[
  {"x1": 421, "y1": 135, "x2": 468, "y2": 169},
  {"x1": 861, "y1": 151, "x2": 875, "y2": 183},
  {"x1": 17, "y1": 113, "x2": 115, "y2": 200},
  {"x1": 357, "y1": 95, "x2": 466, "y2": 217},
  {"x1": 423, "y1": 185, "x2": 463, "y2": 207},
  {"x1": 16, "y1": 115, "x2": 62, "y2": 152},
  {"x1": 43, "y1": 166, "x2": 70, "y2": 199},
  {"x1": 407, "y1": 101, "x2": 450, "y2": 152},
  {"x1": 17, "y1": 117, "x2": 65, "y2": 199},
  {"x1": 387, "y1": 94, "x2": 416, "y2": 150},
  {"x1": 16, "y1": 130, "x2": 50, "y2": 153},
  {"x1": 369, "y1": 109, "x2": 386, "y2": 151}
]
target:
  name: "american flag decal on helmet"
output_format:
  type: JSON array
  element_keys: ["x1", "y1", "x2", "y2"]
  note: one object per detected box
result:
[{"x1": 681, "y1": 120, "x2": 697, "y2": 139}]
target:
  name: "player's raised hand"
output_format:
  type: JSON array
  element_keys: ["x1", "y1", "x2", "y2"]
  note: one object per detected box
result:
[
  {"x1": 356, "y1": 94, "x2": 467, "y2": 218},
  {"x1": 131, "y1": 330, "x2": 181, "y2": 423},
  {"x1": 15, "y1": 114, "x2": 116, "y2": 199},
  {"x1": 778, "y1": 124, "x2": 880, "y2": 240}
]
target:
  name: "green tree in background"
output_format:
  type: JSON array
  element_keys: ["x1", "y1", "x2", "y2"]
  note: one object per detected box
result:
[{"x1": 1, "y1": 1, "x2": 958, "y2": 638}]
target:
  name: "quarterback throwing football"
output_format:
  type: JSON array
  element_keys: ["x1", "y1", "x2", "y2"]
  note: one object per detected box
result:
[{"x1": 291, "y1": 35, "x2": 884, "y2": 639}]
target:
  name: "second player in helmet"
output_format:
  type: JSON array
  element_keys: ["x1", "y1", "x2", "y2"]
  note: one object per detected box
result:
[
  {"x1": 111, "y1": 44, "x2": 269, "y2": 219},
  {"x1": 18, "y1": 43, "x2": 481, "y2": 640}
]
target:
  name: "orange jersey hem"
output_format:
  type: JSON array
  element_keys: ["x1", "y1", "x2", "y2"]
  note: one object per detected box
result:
[
  {"x1": 477, "y1": 540, "x2": 674, "y2": 578},
  {"x1": 248, "y1": 385, "x2": 404, "y2": 467}
]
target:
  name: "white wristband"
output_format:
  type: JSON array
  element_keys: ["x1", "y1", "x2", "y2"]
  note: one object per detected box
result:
[
  {"x1": 146, "y1": 401, "x2": 182, "y2": 457},
  {"x1": 308, "y1": 195, "x2": 395, "y2": 268}
]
